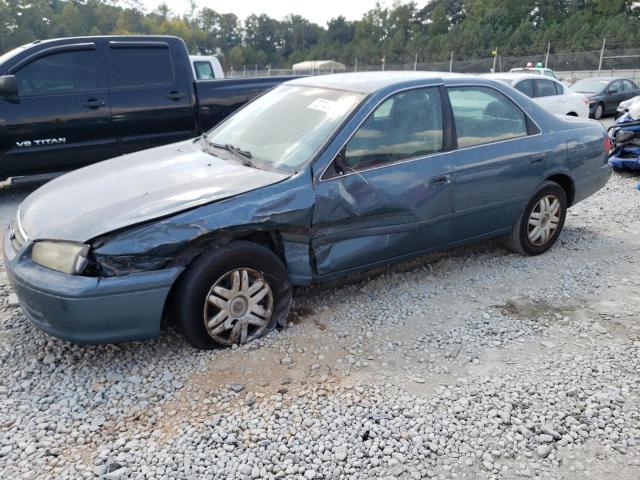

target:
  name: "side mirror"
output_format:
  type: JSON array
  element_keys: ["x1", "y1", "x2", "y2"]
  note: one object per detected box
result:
[
  {"x1": 0, "y1": 75, "x2": 18, "y2": 98},
  {"x1": 608, "y1": 88, "x2": 618, "y2": 94},
  {"x1": 334, "y1": 147, "x2": 348, "y2": 175}
]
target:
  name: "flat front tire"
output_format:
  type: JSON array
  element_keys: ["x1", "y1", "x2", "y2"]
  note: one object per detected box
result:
[
  {"x1": 505, "y1": 181, "x2": 567, "y2": 256},
  {"x1": 173, "y1": 240, "x2": 292, "y2": 349}
]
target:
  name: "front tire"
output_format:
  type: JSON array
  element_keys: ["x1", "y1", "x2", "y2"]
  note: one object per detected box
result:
[
  {"x1": 505, "y1": 181, "x2": 567, "y2": 256},
  {"x1": 173, "y1": 241, "x2": 292, "y2": 349}
]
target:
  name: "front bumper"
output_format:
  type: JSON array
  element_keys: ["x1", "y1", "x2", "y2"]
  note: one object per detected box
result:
[{"x1": 4, "y1": 232, "x2": 183, "y2": 344}]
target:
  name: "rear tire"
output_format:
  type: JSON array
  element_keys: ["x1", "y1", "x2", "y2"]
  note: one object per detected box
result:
[
  {"x1": 173, "y1": 240, "x2": 292, "y2": 349},
  {"x1": 505, "y1": 181, "x2": 567, "y2": 256},
  {"x1": 593, "y1": 103, "x2": 604, "y2": 120}
]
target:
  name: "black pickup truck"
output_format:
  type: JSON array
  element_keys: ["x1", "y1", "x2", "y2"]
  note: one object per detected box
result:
[{"x1": 0, "y1": 35, "x2": 294, "y2": 183}]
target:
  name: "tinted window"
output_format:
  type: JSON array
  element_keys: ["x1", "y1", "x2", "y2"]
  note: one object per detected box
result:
[
  {"x1": 554, "y1": 82, "x2": 564, "y2": 94},
  {"x1": 535, "y1": 79, "x2": 558, "y2": 97},
  {"x1": 448, "y1": 86, "x2": 528, "y2": 148},
  {"x1": 194, "y1": 61, "x2": 214, "y2": 80},
  {"x1": 15, "y1": 49, "x2": 98, "y2": 96},
  {"x1": 110, "y1": 47, "x2": 174, "y2": 88},
  {"x1": 344, "y1": 88, "x2": 443, "y2": 170},
  {"x1": 609, "y1": 81, "x2": 622, "y2": 93},
  {"x1": 514, "y1": 80, "x2": 534, "y2": 97},
  {"x1": 623, "y1": 80, "x2": 636, "y2": 91}
]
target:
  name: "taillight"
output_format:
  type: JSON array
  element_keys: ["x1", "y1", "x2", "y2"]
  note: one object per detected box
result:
[
  {"x1": 604, "y1": 137, "x2": 612, "y2": 152},
  {"x1": 583, "y1": 98, "x2": 590, "y2": 106}
]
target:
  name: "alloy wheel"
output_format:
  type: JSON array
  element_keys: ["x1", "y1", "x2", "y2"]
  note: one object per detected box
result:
[
  {"x1": 594, "y1": 104, "x2": 603, "y2": 120},
  {"x1": 203, "y1": 268, "x2": 273, "y2": 345},
  {"x1": 527, "y1": 194, "x2": 561, "y2": 247}
]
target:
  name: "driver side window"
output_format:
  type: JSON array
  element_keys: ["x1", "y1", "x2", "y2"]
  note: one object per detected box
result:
[
  {"x1": 14, "y1": 49, "x2": 98, "y2": 96},
  {"x1": 343, "y1": 87, "x2": 443, "y2": 171}
]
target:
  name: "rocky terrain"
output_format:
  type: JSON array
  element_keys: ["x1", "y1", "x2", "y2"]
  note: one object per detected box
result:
[{"x1": 0, "y1": 166, "x2": 638, "y2": 479}]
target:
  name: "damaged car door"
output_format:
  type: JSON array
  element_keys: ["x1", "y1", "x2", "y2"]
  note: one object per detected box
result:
[{"x1": 311, "y1": 86, "x2": 454, "y2": 276}]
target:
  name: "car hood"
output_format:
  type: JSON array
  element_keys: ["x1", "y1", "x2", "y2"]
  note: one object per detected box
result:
[{"x1": 18, "y1": 140, "x2": 289, "y2": 242}]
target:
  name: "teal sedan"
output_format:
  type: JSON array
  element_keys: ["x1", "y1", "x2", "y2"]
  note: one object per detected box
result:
[{"x1": 5, "y1": 72, "x2": 611, "y2": 349}]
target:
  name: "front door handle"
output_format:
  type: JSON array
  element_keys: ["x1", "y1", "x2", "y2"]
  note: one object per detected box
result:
[
  {"x1": 530, "y1": 154, "x2": 546, "y2": 164},
  {"x1": 84, "y1": 98, "x2": 105, "y2": 109},
  {"x1": 166, "y1": 91, "x2": 186, "y2": 101},
  {"x1": 429, "y1": 174, "x2": 451, "y2": 186}
]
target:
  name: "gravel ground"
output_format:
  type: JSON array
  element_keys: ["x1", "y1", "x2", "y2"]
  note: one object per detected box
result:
[{"x1": 1, "y1": 126, "x2": 639, "y2": 479}]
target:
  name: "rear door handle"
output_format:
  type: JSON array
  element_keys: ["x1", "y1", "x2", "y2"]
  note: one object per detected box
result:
[
  {"x1": 429, "y1": 174, "x2": 451, "y2": 186},
  {"x1": 84, "y1": 98, "x2": 105, "y2": 109},
  {"x1": 530, "y1": 154, "x2": 546, "y2": 164},
  {"x1": 166, "y1": 91, "x2": 186, "y2": 101}
]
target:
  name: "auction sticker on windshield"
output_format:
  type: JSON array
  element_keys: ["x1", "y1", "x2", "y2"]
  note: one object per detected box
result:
[{"x1": 308, "y1": 98, "x2": 337, "y2": 113}]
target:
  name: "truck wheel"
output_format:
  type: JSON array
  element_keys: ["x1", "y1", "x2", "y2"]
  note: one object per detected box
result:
[
  {"x1": 504, "y1": 181, "x2": 567, "y2": 256},
  {"x1": 174, "y1": 241, "x2": 291, "y2": 349},
  {"x1": 593, "y1": 103, "x2": 604, "y2": 120}
]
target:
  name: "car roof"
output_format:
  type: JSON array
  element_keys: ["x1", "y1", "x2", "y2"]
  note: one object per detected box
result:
[
  {"x1": 576, "y1": 77, "x2": 626, "y2": 82},
  {"x1": 24, "y1": 34, "x2": 181, "y2": 45},
  {"x1": 484, "y1": 72, "x2": 558, "y2": 82},
  {"x1": 287, "y1": 71, "x2": 467, "y2": 94},
  {"x1": 510, "y1": 67, "x2": 551, "y2": 72}
]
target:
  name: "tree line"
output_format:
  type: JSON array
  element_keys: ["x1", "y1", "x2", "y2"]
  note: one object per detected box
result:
[{"x1": 1, "y1": 0, "x2": 639, "y2": 71}]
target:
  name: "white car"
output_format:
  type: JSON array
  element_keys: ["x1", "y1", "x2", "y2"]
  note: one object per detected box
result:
[
  {"x1": 485, "y1": 73, "x2": 589, "y2": 118},
  {"x1": 616, "y1": 95, "x2": 640, "y2": 119},
  {"x1": 509, "y1": 67, "x2": 559, "y2": 80},
  {"x1": 190, "y1": 55, "x2": 225, "y2": 80}
]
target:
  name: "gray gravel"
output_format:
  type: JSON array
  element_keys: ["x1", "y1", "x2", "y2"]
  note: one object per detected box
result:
[{"x1": 0, "y1": 167, "x2": 639, "y2": 479}]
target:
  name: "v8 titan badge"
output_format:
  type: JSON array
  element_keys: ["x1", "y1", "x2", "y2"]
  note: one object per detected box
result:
[{"x1": 16, "y1": 138, "x2": 66, "y2": 147}]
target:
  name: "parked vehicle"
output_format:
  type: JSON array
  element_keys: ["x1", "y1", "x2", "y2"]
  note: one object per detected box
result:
[
  {"x1": 616, "y1": 95, "x2": 640, "y2": 119},
  {"x1": 509, "y1": 66, "x2": 559, "y2": 80},
  {"x1": 5, "y1": 72, "x2": 612, "y2": 349},
  {"x1": 608, "y1": 101, "x2": 640, "y2": 171},
  {"x1": 570, "y1": 77, "x2": 640, "y2": 120},
  {"x1": 190, "y1": 55, "x2": 224, "y2": 80},
  {"x1": 485, "y1": 73, "x2": 589, "y2": 117},
  {"x1": 0, "y1": 36, "x2": 293, "y2": 183}
]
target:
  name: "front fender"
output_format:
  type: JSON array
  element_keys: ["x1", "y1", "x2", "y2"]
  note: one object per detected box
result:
[{"x1": 90, "y1": 172, "x2": 315, "y2": 276}]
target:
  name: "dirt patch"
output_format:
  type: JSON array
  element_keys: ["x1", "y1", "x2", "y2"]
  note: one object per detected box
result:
[{"x1": 496, "y1": 297, "x2": 577, "y2": 321}]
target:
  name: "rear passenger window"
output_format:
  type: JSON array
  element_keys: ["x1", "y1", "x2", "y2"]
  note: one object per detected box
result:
[
  {"x1": 344, "y1": 87, "x2": 443, "y2": 170},
  {"x1": 535, "y1": 79, "x2": 558, "y2": 97},
  {"x1": 514, "y1": 80, "x2": 534, "y2": 97},
  {"x1": 448, "y1": 86, "x2": 528, "y2": 148},
  {"x1": 194, "y1": 61, "x2": 215, "y2": 80},
  {"x1": 109, "y1": 47, "x2": 174, "y2": 88},
  {"x1": 15, "y1": 49, "x2": 98, "y2": 96},
  {"x1": 623, "y1": 80, "x2": 636, "y2": 91}
]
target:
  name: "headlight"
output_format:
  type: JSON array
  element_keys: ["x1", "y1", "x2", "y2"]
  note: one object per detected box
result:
[{"x1": 31, "y1": 241, "x2": 90, "y2": 275}]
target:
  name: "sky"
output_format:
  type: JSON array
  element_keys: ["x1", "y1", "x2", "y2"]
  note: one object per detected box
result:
[{"x1": 138, "y1": 0, "x2": 413, "y2": 26}]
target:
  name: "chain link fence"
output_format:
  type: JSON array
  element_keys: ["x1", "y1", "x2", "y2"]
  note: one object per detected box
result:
[{"x1": 227, "y1": 47, "x2": 640, "y2": 84}]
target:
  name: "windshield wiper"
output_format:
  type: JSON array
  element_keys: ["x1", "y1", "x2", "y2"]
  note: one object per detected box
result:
[
  {"x1": 225, "y1": 144, "x2": 253, "y2": 159},
  {"x1": 204, "y1": 139, "x2": 255, "y2": 167}
]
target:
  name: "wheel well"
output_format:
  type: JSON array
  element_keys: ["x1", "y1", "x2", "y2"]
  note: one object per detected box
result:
[
  {"x1": 546, "y1": 174, "x2": 575, "y2": 206},
  {"x1": 161, "y1": 230, "x2": 285, "y2": 326},
  {"x1": 566, "y1": 112, "x2": 578, "y2": 117},
  {"x1": 235, "y1": 231, "x2": 284, "y2": 259}
]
